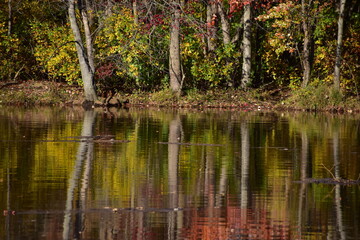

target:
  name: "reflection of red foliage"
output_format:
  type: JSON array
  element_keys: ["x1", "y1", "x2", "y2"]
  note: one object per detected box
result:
[{"x1": 180, "y1": 206, "x2": 292, "y2": 240}]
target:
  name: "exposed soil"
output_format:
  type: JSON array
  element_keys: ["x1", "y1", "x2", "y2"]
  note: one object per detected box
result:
[{"x1": 0, "y1": 80, "x2": 83, "y2": 106}]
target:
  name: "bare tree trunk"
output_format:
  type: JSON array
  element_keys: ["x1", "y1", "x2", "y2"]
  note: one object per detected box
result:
[
  {"x1": 206, "y1": 1, "x2": 217, "y2": 52},
  {"x1": 241, "y1": 4, "x2": 252, "y2": 88},
  {"x1": 7, "y1": 0, "x2": 12, "y2": 82},
  {"x1": 218, "y1": 2, "x2": 240, "y2": 45},
  {"x1": 7, "y1": 0, "x2": 12, "y2": 36},
  {"x1": 68, "y1": 0, "x2": 97, "y2": 103},
  {"x1": 79, "y1": 0, "x2": 95, "y2": 73},
  {"x1": 133, "y1": 0, "x2": 139, "y2": 25},
  {"x1": 169, "y1": 0, "x2": 182, "y2": 94},
  {"x1": 301, "y1": 0, "x2": 312, "y2": 88},
  {"x1": 217, "y1": 2, "x2": 230, "y2": 45},
  {"x1": 334, "y1": 0, "x2": 346, "y2": 90}
]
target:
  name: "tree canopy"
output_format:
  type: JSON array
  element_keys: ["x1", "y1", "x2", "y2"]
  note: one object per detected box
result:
[{"x1": 0, "y1": 0, "x2": 359, "y2": 99}]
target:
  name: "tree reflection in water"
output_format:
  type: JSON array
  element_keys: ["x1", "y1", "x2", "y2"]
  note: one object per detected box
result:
[
  {"x1": 0, "y1": 109, "x2": 359, "y2": 239},
  {"x1": 63, "y1": 110, "x2": 95, "y2": 240}
]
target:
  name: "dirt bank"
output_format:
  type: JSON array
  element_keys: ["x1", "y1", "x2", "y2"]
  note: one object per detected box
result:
[{"x1": 1, "y1": 80, "x2": 359, "y2": 113}]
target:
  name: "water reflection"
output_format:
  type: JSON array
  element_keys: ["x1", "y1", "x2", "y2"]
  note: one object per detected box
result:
[
  {"x1": 333, "y1": 129, "x2": 346, "y2": 240},
  {"x1": 168, "y1": 113, "x2": 182, "y2": 240},
  {"x1": 0, "y1": 107, "x2": 359, "y2": 239},
  {"x1": 63, "y1": 110, "x2": 96, "y2": 240},
  {"x1": 297, "y1": 129, "x2": 308, "y2": 239}
]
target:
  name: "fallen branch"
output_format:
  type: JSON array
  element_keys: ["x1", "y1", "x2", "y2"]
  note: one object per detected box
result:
[
  {"x1": 321, "y1": 163, "x2": 339, "y2": 181},
  {"x1": 158, "y1": 142, "x2": 224, "y2": 147}
]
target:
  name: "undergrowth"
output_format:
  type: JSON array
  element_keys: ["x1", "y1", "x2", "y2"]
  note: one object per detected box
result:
[{"x1": 284, "y1": 84, "x2": 345, "y2": 110}]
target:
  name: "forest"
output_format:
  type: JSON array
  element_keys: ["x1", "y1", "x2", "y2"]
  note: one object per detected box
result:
[{"x1": 0, "y1": 0, "x2": 359, "y2": 107}]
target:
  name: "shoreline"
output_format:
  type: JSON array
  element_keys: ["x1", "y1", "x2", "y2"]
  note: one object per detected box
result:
[{"x1": 1, "y1": 80, "x2": 359, "y2": 114}]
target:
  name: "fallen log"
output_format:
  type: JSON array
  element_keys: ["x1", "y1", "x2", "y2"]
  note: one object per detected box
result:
[
  {"x1": 158, "y1": 142, "x2": 224, "y2": 147},
  {"x1": 294, "y1": 178, "x2": 360, "y2": 185}
]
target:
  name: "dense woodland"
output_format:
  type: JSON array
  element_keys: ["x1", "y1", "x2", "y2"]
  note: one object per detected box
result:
[{"x1": 0, "y1": 0, "x2": 359, "y2": 103}]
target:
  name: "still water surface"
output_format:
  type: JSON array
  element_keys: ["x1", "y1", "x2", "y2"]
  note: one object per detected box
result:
[{"x1": 0, "y1": 107, "x2": 359, "y2": 240}]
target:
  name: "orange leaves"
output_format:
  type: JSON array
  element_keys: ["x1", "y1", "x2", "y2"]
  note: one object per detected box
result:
[
  {"x1": 207, "y1": 14, "x2": 218, "y2": 27},
  {"x1": 229, "y1": 0, "x2": 252, "y2": 14},
  {"x1": 289, "y1": 48, "x2": 296, "y2": 53},
  {"x1": 229, "y1": 0, "x2": 241, "y2": 14}
]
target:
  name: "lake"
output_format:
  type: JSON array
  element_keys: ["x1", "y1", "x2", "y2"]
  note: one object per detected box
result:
[{"x1": 0, "y1": 106, "x2": 359, "y2": 239}]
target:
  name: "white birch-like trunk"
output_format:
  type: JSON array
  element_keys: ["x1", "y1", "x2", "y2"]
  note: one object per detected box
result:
[
  {"x1": 334, "y1": 0, "x2": 346, "y2": 90},
  {"x1": 68, "y1": 0, "x2": 97, "y2": 102},
  {"x1": 241, "y1": 4, "x2": 252, "y2": 88},
  {"x1": 80, "y1": 0, "x2": 95, "y2": 74}
]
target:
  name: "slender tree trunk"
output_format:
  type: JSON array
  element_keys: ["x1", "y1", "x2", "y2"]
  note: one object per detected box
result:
[
  {"x1": 241, "y1": 3, "x2": 252, "y2": 88},
  {"x1": 218, "y1": 2, "x2": 240, "y2": 45},
  {"x1": 334, "y1": 0, "x2": 346, "y2": 90},
  {"x1": 68, "y1": 0, "x2": 97, "y2": 103},
  {"x1": 169, "y1": 0, "x2": 182, "y2": 94},
  {"x1": 7, "y1": 0, "x2": 13, "y2": 82},
  {"x1": 7, "y1": 0, "x2": 12, "y2": 36},
  {"x1": 206, "y1": 1, "x2": 217, "y2": 52},
  {"x1": 218, "y1": 2, "x2": 230, "y2": 45},
  {"x1": 80, "y1": 0, "x2": 95, "y2": 73},
  {"x1": 105, "y1": 0, "x2": 114, "y2": 15},
  {"x1": 84, "y1": 0, "x2": 94, "y2": 25},
  {"x1": 301, "y1": 0, "x2": 312, "y2": 88},
  {"x1": 133, "y1": 0, "x2": 138, "y2": 25}
]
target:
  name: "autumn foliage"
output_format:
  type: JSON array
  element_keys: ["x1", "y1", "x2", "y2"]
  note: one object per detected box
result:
[{"x1": 0, "y1": 0, "x2": 359, "y2": 95}]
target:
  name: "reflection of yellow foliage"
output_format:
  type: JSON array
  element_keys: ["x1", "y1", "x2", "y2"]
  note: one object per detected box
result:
[{"x1": 2, "y1": 108, "x2": 360, "y2": 233}]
